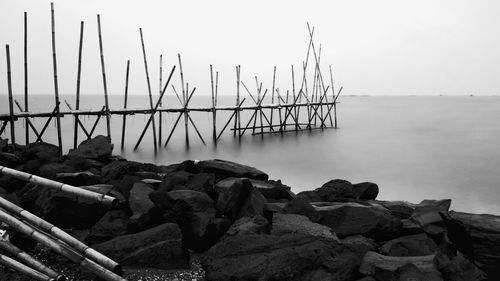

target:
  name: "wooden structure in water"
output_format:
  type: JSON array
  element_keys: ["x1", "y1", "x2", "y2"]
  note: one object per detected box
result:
[{"x1": 0, "y1": 3, "x2": 342, "y2": 152}]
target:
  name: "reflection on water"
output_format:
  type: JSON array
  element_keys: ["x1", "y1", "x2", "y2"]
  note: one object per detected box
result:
[{"x1": 1, "y1": 95, "x2": 500, "y2": 214}]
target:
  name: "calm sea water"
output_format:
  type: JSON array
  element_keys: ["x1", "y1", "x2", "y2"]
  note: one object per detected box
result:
[{"x1": 1, "y1": 95, "x2": 500, "y2": 215}]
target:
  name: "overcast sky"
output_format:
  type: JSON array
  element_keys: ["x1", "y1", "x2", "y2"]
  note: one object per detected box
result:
[{"x1": 0, "y1": 0, "x2": 499, "y2": 98}]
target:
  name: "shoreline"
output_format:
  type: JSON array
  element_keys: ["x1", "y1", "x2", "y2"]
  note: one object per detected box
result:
[{"x1": 0, "y1": 135, "x2": 499, "y2": 280}]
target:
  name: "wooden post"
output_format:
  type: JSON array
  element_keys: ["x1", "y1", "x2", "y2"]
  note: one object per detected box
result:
[
  {"x1": 50, "y1": 3, "x2": 63, "y2": 151},
  {"x1": 237, "y1": 66, "x2": 241, "y2": 137},
  {"x1": 158, "y1": 54, "x2": 163, "y2": 145},
  {"x1": 97, "y1": 14, "x2": 111, "y2": 139},
  {"x1": 121, "y1": 60, "x2": 130, "y2": 150},
  {"x1": 74, "y1": 21, "x2": 84, "y2": 148},
  {"x1": 139, "y1": 28, "x2": 157, "y2": 151},
  {"x1": 270, "y1": 66, "x2": 276, "y2": 126},
  {"x1": 24, "y1": 12, "x2": 29, "y2": 145},
  {"x1": 177, "y1": 54, "x2": 189, "y2": 146},
  {"x1": 5, "y1": 45, "x2": 16, "y2": 146},
  {"x1": 210, "y1": 65, "x2": 217, "y2": 141}
]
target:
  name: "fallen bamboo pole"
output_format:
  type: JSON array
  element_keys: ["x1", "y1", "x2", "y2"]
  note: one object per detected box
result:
[
  {"x1": 24, "y1": 12, "x2": 29, "y2": 145},
  {"x1": 0, "y1": 253, "x2": 53, "y2": 281},
  {"x1": 74, "y1": 21, "x2": 84, "y2": 149},
  {"x1": 121, "y1": 60, "x2": 130, "y2": 150},
  {"x1": 0, "y1": 208, "x2": 125, "y2": 281},
  {"x1": 5, "y1": 44, "x2": 16, "y2": 146},
  {"x1": 97, "y1": 14, "x2": 111, "y2": 139},
  {"x1": 0, "y1": 166, "x2": 117, "y2": 206},
  {"x1": 0, "y1": 238, "x2": 64, "y2": 281},
  {"x1": 50, "y1": 2, "x2": 63, "y2": 152},
  {"x1": 0, "y1": 196, "x2": 120, "y2": 275}
]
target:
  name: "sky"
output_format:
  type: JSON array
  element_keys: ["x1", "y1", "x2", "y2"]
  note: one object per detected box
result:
[{"x1": 0, "y1": 0, "x2": 499, "y2": 98}]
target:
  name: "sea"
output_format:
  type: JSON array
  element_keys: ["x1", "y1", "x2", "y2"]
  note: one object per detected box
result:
[{"x1": 1, "y1": 94, "x2": 500, "y2": 215}]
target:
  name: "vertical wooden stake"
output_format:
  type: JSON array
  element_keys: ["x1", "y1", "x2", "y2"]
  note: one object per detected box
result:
[
  {"x1": 237, "y1": 66, "x2": 241, "y2": 137},
  {"x1": 158, "y1": 54, "x2": 163, "y2": 145},
  {"x1": 23, "y1": 12, "x2": 29, "y2": 145},
  {"x1": 97, "y1": 14, "x2": 111, "y2": 140},
  {"x1": 210, "y1": 65, "x2": 216, "y2": 141},
  {"x1": 139, "y1": 28, "x2": 157, "y2": 151},
  {"x1": 121, "y1": 60, "x2": 130, "y2": 149},
  {"x1": 6, "y1": 45, "x2": 16, "y2": 146},
  {"x1": 74, "y1": 21, "x2": 84, "y2": 148},
  {"x1": 270, "y1": 66, "x2": 276, "y2": 127},
  {"x1": 50, "y1": 2, "x2": 62, "y2": 151}
]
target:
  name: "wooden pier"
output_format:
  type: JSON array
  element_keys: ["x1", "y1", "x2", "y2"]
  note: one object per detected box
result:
[{"x1": 0, "y1": 3, "x2": 342, "y2": 153}]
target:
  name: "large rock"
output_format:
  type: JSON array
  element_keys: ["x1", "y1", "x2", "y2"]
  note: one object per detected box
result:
[
  {"x1": 314, "y1": 202, "x2": 401, "y2": 240},
  {"x1": 296, "y1": 179, "x2": 355, "y2": 202},
  {"x1": 238, "y1": 188, "x2": 267, "y2": 218},
  {"x1": 0, "y1": 152, "x2": 22, "y2": 168},
  {"x1": 341, "y1": 235, "x2": 377, "y2": 260},
  {"x1": 271, "y1": 213, "x2": 338, "y2": 240},
  {"x1": 196, "y1": 159, "x2": 268, "y2": 181},
  {"x1": 249, "y1": 179, "x2": 295, "y2": 202},
  {"x1": 352, "y1": 182, "x2": 379, "y2": 200},
  {"x1": 283, "y1": 197, "x2": 321, "y2": 222},
  {"x1": 202, "y1": 233, "x2": 359, "y2": 281},
  {"x1": 68, "y1": 135, "x2": 113, "y2": 162},
  {"x1": 380, "y1": 233, "x2": 439, "y2": 257},
  {"x1": 436, "y1": 252, "x2": 487, "y2": 281},
  {"x1": 450, "y1": 211, "x2": 500, "y2": 280},
  {"x1": 93, "y1": 223, "x2": 188, "y2": 269},
  {"x1": 225, "y1": 216, "x2": 269, "y2": 236},
  {"x1": 55, "y1": 171, "x2": 102, "y2": 186},
  {"x1": 86, "y1": 209, "x2": 130, "y2": 245},
  {"x1": 374, "y1": 200, "x2": 416, "y2": 219},
  {"x1": 128, "y1": 182, "x2": 155, "y2": 219},
  {"x1": 360, "y1": 251, "x2": 443, "y2": 281},
  {"x1": 215, "y1": 178, "x2": 253, "y2": 219},
  {"x1": 411, "y1": 199, "x2": 451, "y2": 234},
  {"x1": 23, "y1": 142, "x2": 61, "y2": 161}
]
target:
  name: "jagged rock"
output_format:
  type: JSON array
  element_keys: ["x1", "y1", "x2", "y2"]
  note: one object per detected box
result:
[
  {"x1": 55, "y1": 171, "x2": 102, "y2": 186},
  {"x1": 164, "y1": 160, "x2": 200, "y2": 174},
  {"x1": 129, "y1": 182, "x2": 155, "y2": 219},
  {"x1": 214, "y1": 178, "x2": 253, "y2": 218},
  {"x1": 271, "y1": 213, "x2": 338, "y2": 240},
  {"x1": 159, "y1": 171, "x2": 215, "y2": 197},
  {"x1": 238, "y1": 188, "x2": 267, "y2": 218},
  {"x1": 38, "y1": 162, "x2": 74, "y2": 179},
  {"x1": 202, "y1": 233, "x2": 359, "y2": 281},
  {"x1": 449, "y1": 211, "x2": 500, "y2": 280},
  {"x1": 411, "y1": 199, "x2": 451, "y2": 229},
  {"x1": 0, "y1": 139, "x2": 8, "y2": 152},
  {"x1": 68, "y1": 135, "x2": 113, "y2": 162},
  {"x1": 249, "y1": 179, "x2": 295, "y2": 202},
  {"x1": 360, "y1": 251, "x2": 443, "y2": 281},
  {"x1": 374, "y1": 200, "x2": 416, "y2": 219},
  {"x1": 101, "y1": 160, "x2": 141, "y2": 182},
  {"x1": 314, "y1": 202, "x2": 401, "y2": 240},
  {"x1": 108, "y1": 175, "x2": 140, "y2": 199},
  {"x1": 157, "y1": 171, "x2": 192, "y2": 192},
  {"x1": 352, "y1": 182, "x2": 379, "y2": 200},
  {"x1": 196, "y1": 159, "x2": 268, "y2": 181},
  {"x1": 380, "y1": 233, "x2": 439, "y2": 257},
  {"x1": 341, "y1": 235, "x2": 377, "y2": 260},
  {"x1": 63, "y1": 156, "x2": 104, "y2": 172},
  {"x1": 86, "y1": 209, "x2": 130, "y2": 245},
  {"x1": 93, "y1": 223, "x2": 188, "y2": 269},
  {"x1": 0, "y1": 152, "x2": 22, "y2": 168},
  {"x1": 23, "y1": 142, "x2": 60, "y2": 161},
  {"x1": 225, "y1": 216, "x2": 269, "y2": 236},
  {"x1": 296, "y1": 179, "x2": 355, "y2": 202},
  {"x1": 283, "y1": 197, "x2": 321, "y2": 222},
  {"x1": 436, "y1": 252, "x2": 487, "y2": 281}
]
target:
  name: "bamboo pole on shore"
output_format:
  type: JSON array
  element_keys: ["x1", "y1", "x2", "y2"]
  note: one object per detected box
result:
[
  {"x1": 97, "y1": 14, "x2": 111, "y2": 139},
  {"x1": 50, "y1": 2, "x2": 63, "y2": 152},
  {"x1": 24, "y1": 12, "x2": 29, "y2": 145},
  {"x1": 121, "y1": 60, "x2": 130, "y2": 150},
  {"x1": 0, "y1": 253, "x2": 53, "y2": 281},
  {"x1": 5, "y1": 45, "x2": 16, "y2": 146},
  {"x1": 0, "y1": 238, "x2": 64, "y2": 281},
  {"x1": 139, "y1": 28, "x2": 157, "y2": 151},
  {"x1": 0, "y1": 196, "x2": 121, "y2": 275},
  {"x1": 74, "y1": 21, "x2": 84, "y2": 148}
]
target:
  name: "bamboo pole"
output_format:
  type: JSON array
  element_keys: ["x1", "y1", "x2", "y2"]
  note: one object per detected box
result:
[
  {"x1": 270, "y1": 66, "x2": 276, "y2": 126},
  {"x1": 14, "y1": 100, "x2": 41, "y2": 140},
  {"x1": 50, "y1": 2, "x2": 62, "y2": 152},
  {"x1": 0, "y1": 166, "x2": 117, "y2": 206},
  {"x1": 5, "y1": 45, "x2": 16, "y2": 146},
  {"x1": 24, "y1": 12, "x2": 29, "y2": 145},
  {"x1": 0, "y1": 209, "x2": 125, "y2": 281},
  {"x1": 97, "y1": 14, "x2": 111, "y2": 139},
  {"x1": 237, "y1": 66, "x2": 241, "y2": 137},
  {"x1": 210, "y1": 65, "x2": 216, "y2": 141},
  {"x1": 0, "y1": 196, "x2": 121, "y2": 275},
  {"x1": 139, "y1": 28, "x2": 157, "y2": 151},
  {"x1": 0, "y1": 253, "x2": 53, "y2": 281},
  {"x1": 74, "y1": 21, "x2": 84, "y2": 149},
  {"x1": 35, "y1": 104, "x2": 59, "y2": 143},
  {"x1": 0, "y1": 238, "x2": 63, "y2": 281},
  {"x1": 158, "y1": 54, "x2": 163, "y2": 145},
  {"x1": 177, "y1": 54, "x2": 189, "y2": 147},
  {"x1": 63, "y1": 102, "x2": 91, "y2": 139},
  {"x1": 217, "y1": 98, "x2": 246, "y2": 140},
  {"x1": 121, "y1": 60, "x2": 130, "y2": 150}
]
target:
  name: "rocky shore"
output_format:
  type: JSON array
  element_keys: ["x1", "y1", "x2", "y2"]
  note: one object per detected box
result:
[{"x1": 0, "y1": 135, "x2": 499, "y2": 281}]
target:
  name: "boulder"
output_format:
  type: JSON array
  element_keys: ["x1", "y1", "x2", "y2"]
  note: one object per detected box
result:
[
  {"x1": 283, "y1": 197, "x2": 321, "y2": 222},
  {"x1": 249, "y1": 179, "x2": 295, "y2": 202},
  {"x1": 196, "y1": 159, "x2": 268, "y2": 181},
  {"x1": 157, "y1": 171, "x2": 192, "y2": 192},
  {"x1": 380, "y1": 233, "x2": 439, "y2": 257},
  {"x1": 37, "y1": 162, "x2": 74, "y2": 179},
  {"x1": 436, "y1": 252, "x2": 487, "y2": 281},
  {"x1": 411, "y1": 199, "x2": 451, "y2": 228},
  {"x1": 0, "y1": 152, "x2": 22, "y2": 168},
  {"x1": 101, "y1": 160, "x2": 141, "y2": 182},
  {"x1": 352, "y1": 182, "x2": 379, "y2": 200},
  {"x1": 341, "y1": 235, "x2": 377, "y2": 260},
  {"x1": 214, "y1": 178, "x2": 253, "y2": 219},
  {"x1": 374, "y1": 200, "x2": 416, "y2": 219},
  {"x1": 63, "y1": 156, "x2": 104, "y2": 172},
  {"x1": 68, "y1": 135, "x2": 113, "y2": 162},
  {"x1": 271, "y1": 213, "x2": 338, "y2": 240},
  {"x1": 449, "y1": 211, "x2": 500, "y2": 280},
  {"x1": 225, "y1": 216, "x2": 269, "y2": 236},
  {"x1": 128, "y1": 182, "x2": 155, "y2": 219},
  {"x1": 296, "y1": 179, "x2": 356, "y2": 202},
  {"x1": 238, "y1": 188, "x2": 267, "y2": 218},
  {"x1": 86, "y1": 209, "x2": 130, "y2": 245},
  {"x1": 314, "y1": 202, "x2": 401, "y2": 240},
  {"x1": 92, "y1": 223, "x2": 188, "y2": 269},
  {"x1": 360, "y1": 251, "x2": 443, "y2": 281},
  {"x1": 55, "y1": 171, "x2": 102, "y2": 186},
  {"x1": 23, "y1": 142, "x2": 60, "y2": 161},
  {"x1": 202, "y1": 233, "x2": 359, "y2": 281}
]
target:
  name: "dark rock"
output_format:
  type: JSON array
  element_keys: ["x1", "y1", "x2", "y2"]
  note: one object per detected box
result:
[
  {"x1": 214, "y1": 178, "x2": 253, "y2": 219},
  {"x1": 101, "y1": 160, "x2": 141, "y2": 182},
  {"x1": 314, "y1": 202, "x2": 401, "y2": 240},
  {"x1": 202, "y1": 233, "x2": 359, "y2": 281},
  {"x1": 374, "y1": 200, "x2": 416, "y2": 219},
  {"x1": 164, "y1": 160, "x2": 200, "y2": 174},
  {"x1": 86, "y1": 209, "x2": 130, "y2": 245},
  {"x1": 157, "y1": 171, "x2": 193, "y2": 192},
  {"x1": 352, "y1": 182, "x2": 379, "y2": 200},
  {"x1": 238, "y1": 188, "x2": 267, "y2": 218},
  {"x1": 360, "y1": 251, "x2": 443, "y2": 281},
  {"x1": 411, "y1": 199, "x2": 451, "y2": 229},
  {"x1": 380, "y1": 233, "x2": 439, "y2": 257},
  {"x1": 436, "y1": 252, "x2": 487, "y2": 281},
  {"x1": 283, "y1": 197, "x2": 321, "y2": 222},
  {"x1": 196, "y1": 159, "x2": 268, "y2": 181},
  {"x1": 0, "y1": 152, "x2": 22, "y2": 168},
  {"x1": 271, "y1": 213, "x2": 338, "y2": 240},
  {"x1": 37, "y1": 162, "x2": 74, "y2": 179},
  {"x1": 225, "y1": 216, "x2": 269, "y2": 236},
  {"x1": 55, "y1": 171, "x2": 102, "y2": 186},
  {"x1": 128, "y1": 182, "x2": 155, "y2": 219},
  {"x1": 68, "y1": 135, "x2": 113, "y2": 162},
  {"x1": 23, "y1": 142, "x2": 61, "y2": 161},
  {"x1": 63, "y1": 156, "x2": 104, "y2": 172},
  {"x1": 449, "y1": 211, "x2": 500, "y2": 280},
  {"x1": 93, "y1": 223, "x2": 189, "y2": 269},
  {"x1": 108, "y1": 175, "x2": 140, "y2": 199},
  {"x1": 341, "y1": 235, "x2": 377, "y2": 260},
  {"x1": 296, "y1": 179, "x2": 355, "y2": 202},
  {"x1": 249, "y1": 179, "x2": 295, "y2": 202},
  {"x1": 0, "y1": 139, "x2": 8, "y2": 152}
]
